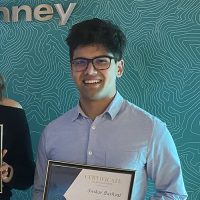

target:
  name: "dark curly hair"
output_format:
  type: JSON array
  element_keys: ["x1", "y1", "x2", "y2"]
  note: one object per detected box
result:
[
  {"x1": 66, "y1": 18, "x2": 126, "y2": 61},
  {"x1": 0, "y1": 74, "x2": 5, "y2": 100}
]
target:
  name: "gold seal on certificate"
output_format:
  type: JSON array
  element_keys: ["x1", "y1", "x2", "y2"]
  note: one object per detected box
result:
[
  {"x1": 0, "y1": 124, "x2": 3, "y2": 193},
  {"x1": 43, "y1": 160, "x2": 135, "y2": 200}
]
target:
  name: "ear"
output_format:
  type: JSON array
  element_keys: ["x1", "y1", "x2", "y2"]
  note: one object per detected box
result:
[
  {"x1": 70, "y1": 67, "x2": 74, "y2": 79},
  {"x1": 117, "y1": 60, "x2": 124, "y2": 78}
]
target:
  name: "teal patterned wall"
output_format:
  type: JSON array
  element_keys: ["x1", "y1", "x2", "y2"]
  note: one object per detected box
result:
[{"x1": 0, "y1": 0, "x2": 200, "y2": 199}]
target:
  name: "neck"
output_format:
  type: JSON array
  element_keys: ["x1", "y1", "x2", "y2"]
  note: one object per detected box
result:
[{"x1": 80, "y1": 96, "x2": 115, "y2": 120}]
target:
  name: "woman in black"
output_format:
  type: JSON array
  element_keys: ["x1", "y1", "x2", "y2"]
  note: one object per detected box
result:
[{"x1": 0, "y1": 74, "x2": 35, "y2": 200}]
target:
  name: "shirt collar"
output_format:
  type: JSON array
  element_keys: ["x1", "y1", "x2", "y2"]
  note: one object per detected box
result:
[
  {"x1": 71, "y1": 104, "x2": 85, "y2": 121},
  {"x1": 105, "y1": 92, "x2": 123, "y2": 120},
  {"x1": 72, "y1": 92, "x2": 124, "y2": 121}
]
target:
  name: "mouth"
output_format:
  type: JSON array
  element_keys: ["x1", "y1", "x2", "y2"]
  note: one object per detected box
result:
[{"x1": 83, "y1": 79, "x2": 102, "y2": 85}]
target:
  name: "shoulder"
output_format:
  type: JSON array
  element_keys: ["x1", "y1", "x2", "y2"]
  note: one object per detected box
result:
[
  {"x1": 45, "y1": 107, "x2": 76, "y2": 129},
  {"x1": 122, "y1": 99, "x2": 154, "y2": 120},
  {"x1": 122, "y1": 99, "x2": 165, "y2": 128},
  {"x1": 41, "y1": 107, "x2": 76, "y2": 140},
  {"x1": 1, "y1": 98, "x2": 23, "y2": 109}
]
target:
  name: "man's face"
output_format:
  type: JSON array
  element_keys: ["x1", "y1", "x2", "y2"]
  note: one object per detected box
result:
[{"x1": 71, "y1": 44, "x2": 124, "y2": 101}]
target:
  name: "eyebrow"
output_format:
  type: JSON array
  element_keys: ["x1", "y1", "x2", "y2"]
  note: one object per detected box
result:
[{"x1": 72, "y1": 55, "x2": 114, "y2": 60}]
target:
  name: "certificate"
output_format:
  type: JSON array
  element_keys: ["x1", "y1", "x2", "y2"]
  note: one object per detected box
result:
[
  {"x1": 43, "y1": 160, "x2": 135, "y2": 200},
  {"x1": 0, "y1": 124, "x2": 3, "y2": 193}
]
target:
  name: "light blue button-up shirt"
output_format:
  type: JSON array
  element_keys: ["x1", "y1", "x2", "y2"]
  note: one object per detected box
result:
[{"x1": 33, "y1": 92, "x2": 187, "y2": 199}]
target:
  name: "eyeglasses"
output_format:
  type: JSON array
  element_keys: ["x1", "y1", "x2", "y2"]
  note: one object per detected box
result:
[{"x1": 71, "y1": 55, "x2": 115, "y2": 72}]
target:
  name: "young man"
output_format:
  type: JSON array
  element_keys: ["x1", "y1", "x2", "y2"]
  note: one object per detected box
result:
[{"x1": 33, "y1": 18, "x2": 187, "y2": 199}]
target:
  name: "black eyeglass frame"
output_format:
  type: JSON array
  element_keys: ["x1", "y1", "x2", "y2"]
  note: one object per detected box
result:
[{"x1": 70, "y1": 55, "x2": 116, "y2": 72}]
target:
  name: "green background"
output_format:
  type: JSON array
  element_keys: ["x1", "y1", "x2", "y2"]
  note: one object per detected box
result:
[{"x1": 0, "y1": 0, "x2": 200, "y2": 199}]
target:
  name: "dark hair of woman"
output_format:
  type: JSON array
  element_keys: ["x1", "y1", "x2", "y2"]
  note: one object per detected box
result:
[{"x1": 0, "y1": 74, "x2": 5, "y2": 101}]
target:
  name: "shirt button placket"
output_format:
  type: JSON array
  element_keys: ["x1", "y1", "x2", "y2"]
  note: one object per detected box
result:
[
  {"x1": 91, "y1": 125, "x2": 96, "y2": 130},
  {"x1": 87, "y1": 123, "x2": 96, "y2": 161}
]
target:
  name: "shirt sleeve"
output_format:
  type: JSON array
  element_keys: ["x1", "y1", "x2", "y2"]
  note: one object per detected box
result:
[
  {"x1": 147, "y1": 118, "x2": 188, "y2": 199},
  {"x1": 32, "y1": 127, "x2": 48, "y2": 200},
  {"x1": 4, "y1": 109, "x2": 35, "y2": 190}
]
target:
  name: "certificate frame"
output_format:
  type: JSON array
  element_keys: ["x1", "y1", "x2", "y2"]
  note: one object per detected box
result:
[
  {"x1": 43, "y1": 160, "x2": 135, "y2": 200},
  {"x1": 0, "y1": 124, "x2": 3, "y2": 193}
]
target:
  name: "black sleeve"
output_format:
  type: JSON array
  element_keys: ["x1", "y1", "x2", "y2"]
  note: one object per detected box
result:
[{"x1": 3, "y1": 109, "x2": 35, "y2": 190}]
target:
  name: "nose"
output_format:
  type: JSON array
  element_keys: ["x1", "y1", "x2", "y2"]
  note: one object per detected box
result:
[{"x1": 84, "y1": 61, "x2": 97, "y2": 75}]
